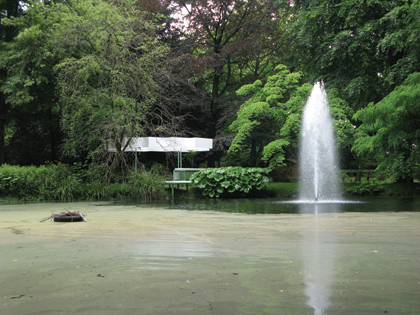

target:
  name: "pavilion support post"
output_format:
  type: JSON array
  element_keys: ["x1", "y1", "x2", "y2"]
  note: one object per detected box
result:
[
  {"x1": 177, "y1": 150, "x2": 183, "y2": 169},
  {"x1": 135, "y1": 148, "x2": 138, "y2": 172}
]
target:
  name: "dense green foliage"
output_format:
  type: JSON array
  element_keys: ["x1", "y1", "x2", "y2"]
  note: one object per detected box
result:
[
  {"x1": 275, "y1": 0, "x2": 420, "y2": 180},
  {"x1": 228, "y1": 66, "x2": 355, "y2": 169},
  {"x1": 328, "y1": 88, "x2": 358, "y2": 168},
  {"x1": 166, "y1": 0, "x2": 283, "y2": 166},
  {"x1": 0, "y1": 164, "x2": 166, "y2": 201},
  {"x1": 228, "y1": 65, "x2": 312, "y2": 167},
  {"x1": 190, "y1": 167, "x2": 271, "y2": 198},
  {"x1": 0, "y1": 163, "x2": 74, "y2": 200},
  {"x1": 0, "y1": 1, "x2": 63, "y2": 165},
  {"x1": 55, "y1": 1, "x2": 169, "y2": 161},
  {"x1": 353, "y1": 72, "x2": 420, "y2": 182},
  {"x1": 345, "y1": 182, "x2": 383, "y2": 196},
  {"x1": 1, "y1": 0, "x2": 419, "y2": 191},
  {"x1": 279, "y1": 0, "x2": 420, "y2": 109}
]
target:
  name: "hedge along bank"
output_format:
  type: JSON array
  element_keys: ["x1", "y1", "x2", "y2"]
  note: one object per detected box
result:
[
  {"x1": 0, "y1": 164, "x2": 166, "y2": 202},
  {"x1": 0, "y1": 163, "x2": 78, "y2": 200},
  {"x1": 190, "y1": 167, "x2": 272, "y2": 198}
]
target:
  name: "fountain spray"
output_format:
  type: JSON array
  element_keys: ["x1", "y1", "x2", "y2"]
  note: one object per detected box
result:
[{"x1": 299, "y1": 82, "x2": 341, "y2": 202}]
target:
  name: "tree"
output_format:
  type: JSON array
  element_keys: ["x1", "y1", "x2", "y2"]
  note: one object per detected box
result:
[
  {"x1": 376, "y1": 0, "x2": 420, "y2": 87},
  {"x1": 53, "y1": 0, "x2": 170, "y2": 178},
  {"x1": 0, "y1": 0, "x2": 25, "y2": 164},
  {"x1": 228, "y1": 65, "x2": 312, "y2": 168},
  {"x1": 0, "y1": 0, "x2": 63, "y2": 165},
  {"x1": 228, "y1": 64, "x2": 355, "y2": 169},
  {"x1": 279, "y1": 0, "x2": 420, "y2": 110},
  {"x1": 168, "y1": 0, "x2": 283, "y2": 165},
  {"x1": 327, "y1": 87, "x2": 357, "y2": 169},
  {"x1": 352, "y1": 72, "x2": 420, "y2": 183}
]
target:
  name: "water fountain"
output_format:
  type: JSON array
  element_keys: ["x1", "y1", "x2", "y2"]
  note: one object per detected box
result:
[
  {"x1": 299, "y1": 82, "x2": 341, "y2": 202},
  {"x1": 299, "y1": 82, "x2": 340, "y2": 314}
]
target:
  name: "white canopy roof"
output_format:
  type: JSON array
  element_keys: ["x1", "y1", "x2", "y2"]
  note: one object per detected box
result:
[{"x1": 109, "y1": 137, "x2": 213, "y2": 152}]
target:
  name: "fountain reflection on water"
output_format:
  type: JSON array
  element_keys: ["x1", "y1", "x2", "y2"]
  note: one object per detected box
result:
[{"x1": 300, "y1": 203, "x2": 339, "y2": 315}]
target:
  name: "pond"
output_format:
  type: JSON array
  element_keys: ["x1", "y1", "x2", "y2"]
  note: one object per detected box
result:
[
  {"x1": 161, "y1": 196, "x2": 420, "y2": 214},
  {"x1": 1, "y1": 198, "x2": 419, "y2": 314}
]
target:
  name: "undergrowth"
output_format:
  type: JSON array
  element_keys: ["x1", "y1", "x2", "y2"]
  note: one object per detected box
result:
[{"x1": 0, "y1": 163, "x2": 167, "y2": 202}]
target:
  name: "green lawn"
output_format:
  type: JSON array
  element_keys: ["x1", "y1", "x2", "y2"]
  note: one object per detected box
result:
[{"x1": 262, "y1": 181, "x2": 299, "y2": 197}]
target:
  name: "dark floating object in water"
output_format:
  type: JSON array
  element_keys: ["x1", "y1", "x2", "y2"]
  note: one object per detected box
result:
[
  {"x1": 54, "y1": 215, "x2": 84, "y2": 222},
  {"x1": 41, "y1": 210, "x2": 87, "y2": 223}
]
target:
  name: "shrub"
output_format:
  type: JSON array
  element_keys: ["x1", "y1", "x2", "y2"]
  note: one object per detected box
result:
[
  {"x1": 0, "y1": 164, "x2": 167, "y2": 201},
  {"x1": 128, "y1": 168, "x2": 166, "y2": 201},
  {"x1": 0, "y1": 164, "x2": 38, "y2": 197},
  {"x1": 190, "y1": 167, "x2": 271, "y2": 198},
  {"x1": 345, "y1": 182, "x2": 383, "y2": 196},
  {"x1": 0, "y1": 163, "x2": 79, "y2": 201}
]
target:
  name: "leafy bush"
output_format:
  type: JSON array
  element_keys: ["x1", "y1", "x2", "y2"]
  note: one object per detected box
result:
[
  {"x1": 345, "y1": 182, "x2": 383, "y2": 196},
  {"x1": 190, "y1": 167, "x2": 271, "y2": 198},
  {"x1": 0, "y1": 163, "x2": 79, "y2": 201},
  {"x1": 128, "y1": 168, "x2": 166, "y2": 201},
  {"x1": 0, "y1": 164, "x2": 167, "y2": 201},
  {"x1": 0, "y1": 164, "x2": 37, "y2": 197}
]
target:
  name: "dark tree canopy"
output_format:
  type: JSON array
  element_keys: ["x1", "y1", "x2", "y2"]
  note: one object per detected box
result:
[
  {"x1": 0, "y1": 0, "x2": 27, "y2": 164},
  {"x1": 0, "y1": 1, "x2": 64, "y2": 165},
  {"x1": 167, "y1": 0, "x2": 283, "y2": 165},
  {"x1": 279, "y1": 0, "x2": 420, "y2": 109}
]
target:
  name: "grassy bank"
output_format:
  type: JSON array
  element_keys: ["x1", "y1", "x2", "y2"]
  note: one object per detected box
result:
[
  {"x1": 0, "y1": 164, "x2": 168, "y2": 203},
  {"x1": 261, "y1": 182, "x2": 299, "y2": 197},
  {"x1": 262, "y1": 181, "x2": 420, "y2": 198},
  {"x1": 2, "y1": 163, "x2": 419, "y2": 203},
  {"x1": 344, "y1": 181, "x2": 420, "y2": 197}
]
